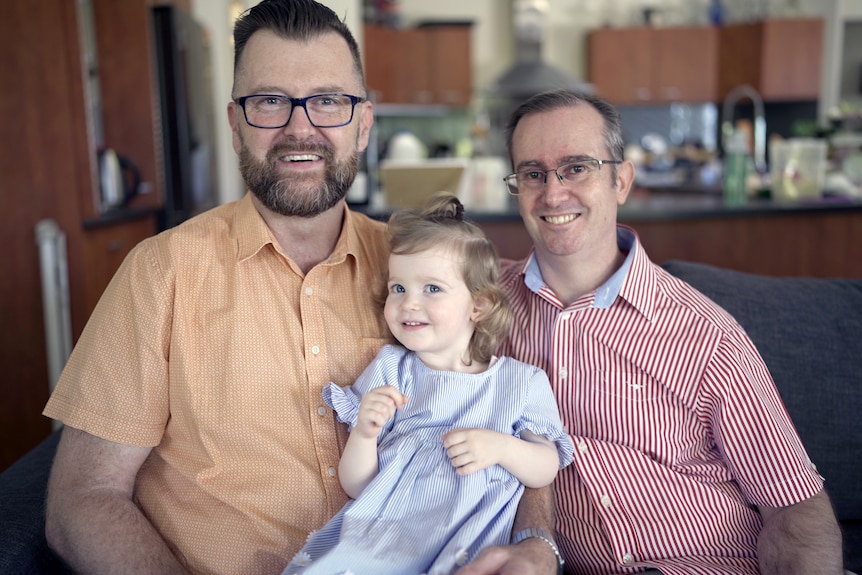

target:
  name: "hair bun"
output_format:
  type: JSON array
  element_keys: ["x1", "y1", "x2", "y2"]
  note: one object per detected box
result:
[{"x1": 422, "y1": 192, "x2": 464, "y2": 223}]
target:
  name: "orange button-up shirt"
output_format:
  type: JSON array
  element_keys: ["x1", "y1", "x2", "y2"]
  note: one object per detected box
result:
[{"x1": 44, "y1": 195, "x2": 393, "y2": 574}]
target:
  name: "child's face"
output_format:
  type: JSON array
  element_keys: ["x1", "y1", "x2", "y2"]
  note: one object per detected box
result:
[{"x1": 384, "y1": 245, "x2": 480, "y2": 369}]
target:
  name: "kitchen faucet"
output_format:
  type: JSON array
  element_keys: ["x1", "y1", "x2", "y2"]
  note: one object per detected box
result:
[{"x1": 721, "y1": 84, "x2": 767, "y2": 173}]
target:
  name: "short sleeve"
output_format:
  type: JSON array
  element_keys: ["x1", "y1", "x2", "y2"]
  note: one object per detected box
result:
[
  {"x1": 322, "y1": 344, "x2": 406, "y2": 431},
  {"x1": 514, "y1": 366, "x2": 575, "y2": 469}
]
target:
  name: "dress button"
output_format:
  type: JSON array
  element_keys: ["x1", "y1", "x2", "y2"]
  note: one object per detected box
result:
[
  {"x1": 623, "y1": 552, "x2": 634, "y2": 564},
  {"x1": 311, "y1": 345, "x2": 320, "y2": 355},
  {"x1": 305, "y1": 287, "x2": 313, "y2": 296},
  {"x1": 327, "y1": 467, "x2": 337, "y2": 477},
  {"x1": 317, "y1": 406, "x2": 327, "y2": 417},
  {"x1": 600, "y1": 495, "x2": 612, "y2": 508},
  {"x1": 558, "y1": 368, "x2": 567, "y2": 379},
  {"x1": 578, "y1": 441, "x2": 588, "y2": 454}
]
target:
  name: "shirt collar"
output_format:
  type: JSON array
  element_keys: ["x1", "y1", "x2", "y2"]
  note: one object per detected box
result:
[
  {"x1": 234, "y1": 194, "x2": 357, "y2": 265},
  {"x1": 522, "y1": 226, "x2": 653, "y2": 315}
]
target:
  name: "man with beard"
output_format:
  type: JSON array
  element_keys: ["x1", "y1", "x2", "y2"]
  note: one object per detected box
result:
[{"x1": 42, "y1": 2, "x2": 395, "y2": 573}]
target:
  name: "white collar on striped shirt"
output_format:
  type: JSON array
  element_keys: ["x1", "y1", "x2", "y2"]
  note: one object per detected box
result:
[{"x1": 523, "y1": 226, "x2": 636, "y2": 309}]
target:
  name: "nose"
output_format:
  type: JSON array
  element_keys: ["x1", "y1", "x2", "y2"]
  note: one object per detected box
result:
[
  {"x1": 282, "y1": 102, "x2": 315, "y2": 134},
  {"x1": 545, "y1": 168, "x2": 565, "y2": 186},
  {"x1": 400, "y1": 293, "x2": 420, "y2": 310}
]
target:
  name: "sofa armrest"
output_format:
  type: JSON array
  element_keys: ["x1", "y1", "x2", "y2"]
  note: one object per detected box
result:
[{"x1": 0, "y1": 429, "x2": 72, "y2": 574}]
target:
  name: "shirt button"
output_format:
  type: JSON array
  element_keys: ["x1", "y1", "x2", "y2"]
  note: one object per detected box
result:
[
  {"x1": 578, "y1": 441, "x2": 588, "y2": 454},
  {"x1": 623, "y1": 552, "x2": 634, "y2": 564},
  {"x1": 311, "y1": 345, "x2": 320, "y2": 355},
  {"x1": 600, "y1": 495, "x2": 612, "y2": 508},
  {"x1": 558, "y1": 368, "x2": 567, "y2": 380},
  {"x1": 317, "y1": 406, "x2": 327, "y2": 417},
  {"x1": 305, "y1": 287, "x2": 313, "y2": 296},
  {"x1": 327, "y1": 467, "x2": 337, "y2": 477}
]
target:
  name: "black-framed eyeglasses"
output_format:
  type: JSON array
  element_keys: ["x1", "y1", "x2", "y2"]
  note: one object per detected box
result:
[
  {"x1": 234, "y1": 93, "x2": 365, "y2": 129},
  {"x1": 504, "y1": 159, "x2": 622, "y2": 195}
]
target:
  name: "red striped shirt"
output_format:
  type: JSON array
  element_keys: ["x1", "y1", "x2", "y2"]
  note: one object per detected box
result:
[{"x1": 498, "y1": 226, "x2": 823, "y2": 575}]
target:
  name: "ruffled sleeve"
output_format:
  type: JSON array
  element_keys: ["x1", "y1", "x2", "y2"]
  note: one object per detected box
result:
[
  {"x1": 322, "y1": 344, "x2": 408, "y2": 433},
  {"x1": 323, "y1": 382, "x2": 362, "y2": 429},
  {"x1": 514, "y1": 365, "x2": 576, "y2": 469}
]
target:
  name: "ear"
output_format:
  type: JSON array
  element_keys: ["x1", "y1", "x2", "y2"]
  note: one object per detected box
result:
[
  {"x1": 356, "y1": 99, "x2": 375, "y2": 153},
  {"x1": 228, "y1": 101, "x2": 242, "y2": 156},
  {"x1": 615, "y1": 159, "x2": 635, "y2": 206},
  {"x1": 470, "y1": 296, "x2": 491, "y2": 323}
]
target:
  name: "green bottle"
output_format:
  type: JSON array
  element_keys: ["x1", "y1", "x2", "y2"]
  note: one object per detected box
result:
[{"x1": 723, "y1": 130, "x2": 749, "y2": 207}]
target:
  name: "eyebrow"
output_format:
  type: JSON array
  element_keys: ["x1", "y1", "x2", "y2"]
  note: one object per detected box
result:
[{"x1": 515, "y1": 154, "x2": 595, "y2": 171}]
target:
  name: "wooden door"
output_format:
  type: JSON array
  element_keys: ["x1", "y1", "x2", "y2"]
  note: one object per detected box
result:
[
  {"x1": 394, "y1": 28, "x2": 432, "y2": 104},
  {"x1": 0, "y1": 0, "x2": 91, "y2": 470},
  {"x1": 589, "y1": 27, "x2": 654, "y2": 104},
  {"x1": 425, "y1": 24, "x2": 472, "y2": 107},
  {"x1": 363, "y1": 24, "x2": 399, "y2": 103},
  {"x1": 760, "y1": 18, "x2": 823, "y2": 100},
  {"x1": 653, "y1": 26, "x2": 719, "y2": 103}
]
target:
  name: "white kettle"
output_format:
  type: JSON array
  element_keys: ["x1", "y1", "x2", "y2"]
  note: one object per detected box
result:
[{"x1": 98, "y1": 148, "x2": 141, "y2": 211}]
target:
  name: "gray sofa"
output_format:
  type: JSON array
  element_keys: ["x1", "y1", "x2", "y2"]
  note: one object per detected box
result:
[{"x1": 1, "y1": 260, "x2": 859, "y2": 573}]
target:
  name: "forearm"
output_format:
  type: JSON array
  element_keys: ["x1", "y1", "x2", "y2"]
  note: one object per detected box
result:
[
  {"x1": 46, "y1": 490, "x2": 188, "y2": 574},
  {"x1": 338, "y1": 431, "x2": 380, "y2": 498},
  {"x1": 511, "y1": 485, "x2": 559, "y2": 574},
  {"x1": 499, "y1": 435, "x2": 560, "y2": 488},
  {"x1": 757, "y1": 490, "x2": 844, "y2": 575}
]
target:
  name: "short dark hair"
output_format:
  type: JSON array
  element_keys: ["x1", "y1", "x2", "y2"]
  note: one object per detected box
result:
[
  {"x1": 232, "y1": 0, "x2": 364, "y2": 97},
  {"x1": 504, "y1": 90, "x2": 625, "y2": 174}
]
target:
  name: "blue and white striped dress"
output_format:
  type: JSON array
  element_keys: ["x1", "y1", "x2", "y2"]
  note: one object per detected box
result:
[{"x1": 283, "y1": 344, "x2": 574, "y2": 575}]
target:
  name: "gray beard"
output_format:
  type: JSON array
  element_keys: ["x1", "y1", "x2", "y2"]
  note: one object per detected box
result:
[{"x1": 239, "y1": 139, "x2": 358, "y2": 218}]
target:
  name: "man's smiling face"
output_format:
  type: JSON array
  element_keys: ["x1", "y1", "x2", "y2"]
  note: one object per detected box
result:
[
  {"x1": 228, "y1": 30, "x2": 373, "y2": 217},
  {"x1": 509, "y1": 103, "x2": 630, "y2": 265}
]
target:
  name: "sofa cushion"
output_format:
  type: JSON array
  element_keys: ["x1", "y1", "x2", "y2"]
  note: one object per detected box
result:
[
  {"x1": 661, "y1": 260, "x2": 862, "y2": 570},
  {"x1": 0, "y1": 429, "x2": 72, "y2": 575}
]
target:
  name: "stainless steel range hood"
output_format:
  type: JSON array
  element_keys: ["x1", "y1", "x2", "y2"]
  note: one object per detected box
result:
[{"x1": 490, "y1": 0, "x2": 593, "y2": 98}]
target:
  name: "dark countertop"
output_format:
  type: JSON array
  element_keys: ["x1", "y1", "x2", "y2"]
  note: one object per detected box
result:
[
  {"x1": 421, "y1": 189, "x2": 862, "y2": 223},
  {"x1": 360, "y1": 189, "x2": 862, "y2": 223}
]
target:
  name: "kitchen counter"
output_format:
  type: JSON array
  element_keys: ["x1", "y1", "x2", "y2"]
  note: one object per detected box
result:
[{"x1": 365, "y1": 190, "x2": 862, "y2": 278}]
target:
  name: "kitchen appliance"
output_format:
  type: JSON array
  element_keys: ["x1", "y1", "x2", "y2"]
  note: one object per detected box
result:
[
  {"x1": 485, "y1": 0, "x2": 593, "y2": 158},
  {"x1": 98, "y1": 148, "x2": 141, "y2": 210}
]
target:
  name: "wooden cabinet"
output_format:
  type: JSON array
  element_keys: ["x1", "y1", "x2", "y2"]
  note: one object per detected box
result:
[
  {"x1": 364, "y1": 23, "x2": 472, "y2": 106},
  {"x1": 719, "y1": 18, "x2": 823, "y2": 101},
  {"x1": 0, "y1": 0, "x2": 162, "y2": 470},
  {"x1": 589, "y1": 26, "x2": 719, "y2": 104}
]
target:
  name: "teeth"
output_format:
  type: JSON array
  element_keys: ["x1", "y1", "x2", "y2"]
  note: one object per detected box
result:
[
  {"x1": 544, "y1": 214, "x2": 578, "y2": 224},
  {"x1": 404, "y1": 322, "x2": 422, "y2": 326},
  {"x1": 284, "y1": 154, "x2": 319, "y2": 161}
]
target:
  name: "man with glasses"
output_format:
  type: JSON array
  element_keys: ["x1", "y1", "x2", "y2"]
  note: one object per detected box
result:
[
  {"x1": 43, "y1": 1, "x2": 397, "y2": 573},
  {"x1": 460, "y1": 89, "x2": 843, "y2": 575}
]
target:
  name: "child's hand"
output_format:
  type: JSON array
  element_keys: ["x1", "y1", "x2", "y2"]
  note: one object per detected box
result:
[
  {"x1": 355, "y1": 385, "x2": 408, "y2": 439},
  {"x1": 442, "y1": 428, "x2": 508, "y2": 476}
]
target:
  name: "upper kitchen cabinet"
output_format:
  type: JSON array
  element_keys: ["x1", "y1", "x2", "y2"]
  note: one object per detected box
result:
[
  {"x1": 364, "y1": 23, "x2": 472, "y2": 107},
  {"x1": 589, "y1": 25, "x2": 719, "y2": 105},
  {"x1": 719, "y1": 18, "x2": 824, "y2": 101}
]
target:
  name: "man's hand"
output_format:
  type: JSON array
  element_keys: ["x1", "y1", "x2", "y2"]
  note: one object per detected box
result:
[
  {"x1": 354, "y1": 385, "x2": 407, "y2": 438},
  {"x1": 442, "y1": 428, "x2": 508, "y2": 475},
  {"x1": 454, "y1": 539, "x2": 558, "y2": 575}
]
